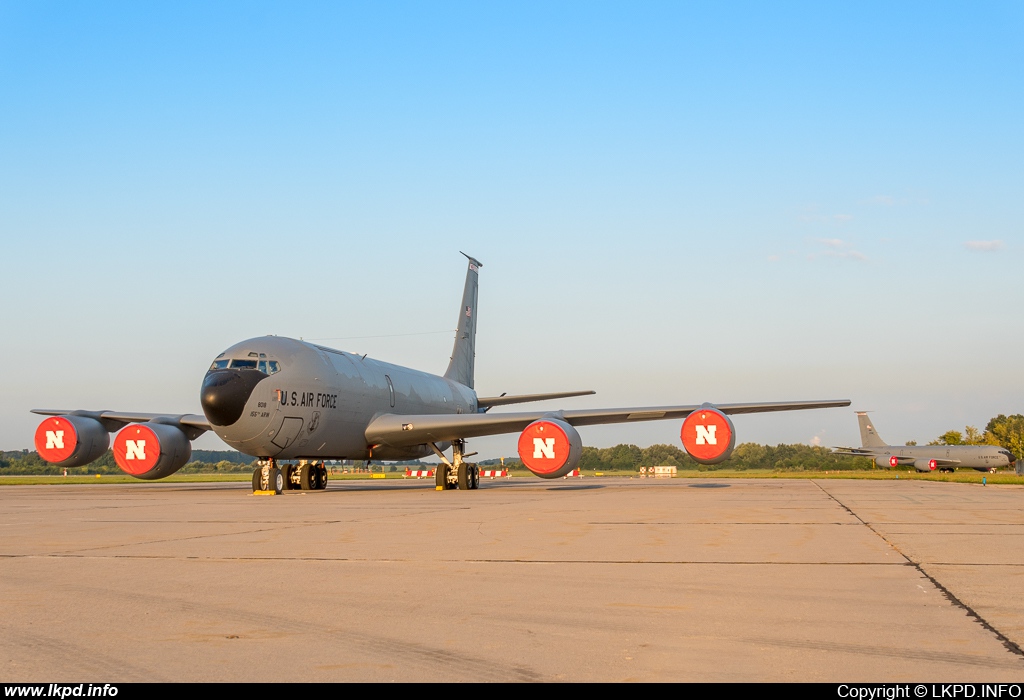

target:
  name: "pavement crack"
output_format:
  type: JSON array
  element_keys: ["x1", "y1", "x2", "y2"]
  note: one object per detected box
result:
[{"x1": 812, "y1": 480, "x2": 1024, "y2": 660}]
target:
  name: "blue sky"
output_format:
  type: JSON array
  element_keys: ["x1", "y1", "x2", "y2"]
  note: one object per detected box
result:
[{"x1": 2, "y1": 2, "x2": 1022, "y2": 456}]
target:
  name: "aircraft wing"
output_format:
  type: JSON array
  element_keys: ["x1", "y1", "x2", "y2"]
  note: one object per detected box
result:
[
  {"x1": 831, "y1": 447, "x2": 963, "y2": 468},
  {"x1": 31, "y1": 409, "x2": 211, "y2": 433},
  {"x1": 832, "y1": 447, "x2": 874, "y2": 457},
  {"x1": 366, "y1": 399, "x2": 851, "y2": 448}
]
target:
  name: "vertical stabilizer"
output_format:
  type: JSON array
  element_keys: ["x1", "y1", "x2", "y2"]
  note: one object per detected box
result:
[
  {"x1": 444, "y1": 254, "x2": 481, "y2": 389},
  {"x1": 857, "y1": 412, "x2": 887, "y2": 448}
]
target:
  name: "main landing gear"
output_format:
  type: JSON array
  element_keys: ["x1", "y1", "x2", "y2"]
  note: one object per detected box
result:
[
  {"x1": 430, "y1": 439, "x2": 479, "y2": 491},
  {"x1": 253, "y1": 459, "x2": 327, "y2": 494}
]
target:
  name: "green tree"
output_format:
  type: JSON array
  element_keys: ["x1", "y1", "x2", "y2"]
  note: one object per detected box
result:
[
  {"x1": 639, "y1": 443, "x2": 689, "y2": 467},
  {"x1": 985, "y1": 414, "x2": 1024, "y2": 459},
  {"x1": 932, "y1": 430, "x2": 963, "y2": 446}
]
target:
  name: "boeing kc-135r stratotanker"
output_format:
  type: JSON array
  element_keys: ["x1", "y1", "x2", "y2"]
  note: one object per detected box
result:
[
  {"x1": 833, "y1": 412, "x2": 1016, "y2": 473},
  {"x1": 33, "y1": 255, "x2": 851, "y2": 493}
]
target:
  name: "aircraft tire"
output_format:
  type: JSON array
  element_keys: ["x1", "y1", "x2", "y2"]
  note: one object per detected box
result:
[
  {"x1": 469, "y1": 465, "x2": 479, "y2": 490},
  {"x1": 317, "y1": 465, "x2": 328, "y2": 490},
  {"x1": 279, "y1": 465, "x2": 292, "y2": 490},
  {"x1": 299, "y1": 464, "x2": 315, "y2": 490},
  {"x1": 270, "y1": 467, "x2": 284, "y2": 495},
  {"x1": 457, "y1": 463, "x2": 470, "y2": 490},
  {"x1": 252, "y1": 468, "x2": 262, "y2": 492},
  {"x1": 435, "y1": 465, "x2": 447, "y2": 490}
]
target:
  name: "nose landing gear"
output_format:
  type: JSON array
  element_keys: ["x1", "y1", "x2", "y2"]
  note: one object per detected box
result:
[{"x1": 253, "y1": 460, "x2": 284, "y2": 495}]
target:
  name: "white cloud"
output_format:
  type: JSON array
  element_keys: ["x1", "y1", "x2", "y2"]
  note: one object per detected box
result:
[
  {"x1": 807, "y1": 237, "x2": 868, "y2": 262},
  {"x1": 767, "y1": 254, "x2": 781, "y2": 262},
  {"x1": 862, "y1": 194, "x2": 929, "y2": 207},
  {"x1": 822, "y1": 250, "x2": 868, "y2": 262},
  {"x1": 810, "y1": 435, "x2": 822, "y2": 447},
  {"x1": 964, "y1": 240, "x2": 1004, "y2": 252},
  {"x1": 799, "y1": 211, "x2": 853, "y2": 224}
]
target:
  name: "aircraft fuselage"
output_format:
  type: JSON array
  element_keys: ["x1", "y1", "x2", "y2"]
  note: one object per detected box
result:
[
  {"x1": 202, "y1": 336, "x2": 475, "y2": 461},
  {"x1": 879, "y1": 444, "x2": 1014, "y2": 471}
]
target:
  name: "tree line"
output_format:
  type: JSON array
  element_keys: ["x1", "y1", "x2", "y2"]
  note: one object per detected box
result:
[
  {"x1": 0, "y1": 449, "x2": 256, "y2": 476},
  {"x1": 488, "y1": 442, "x2": 873, "y2": 472},
  {"x1": 930, "y1": 414, "x2": 1024, "y2": 458}
]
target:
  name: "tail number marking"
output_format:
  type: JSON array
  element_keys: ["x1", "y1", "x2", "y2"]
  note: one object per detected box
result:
[
  {"x1": 694, "y1": 425, "x2": 717, "y2": 445},
  {"x1": 46, "y1": 430, "x2": 65, "y2": 450},
  {"x1": 533, "y1": 438, "x2": 556, "y2": 459},
  {"x1": 125, "y1": 440, "x2": 146, "y2": 460}
]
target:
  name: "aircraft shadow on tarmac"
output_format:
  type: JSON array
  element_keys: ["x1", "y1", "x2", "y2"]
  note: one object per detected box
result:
[{"x1": 545, "y1": 484, "x2": 604, "y2": 491}]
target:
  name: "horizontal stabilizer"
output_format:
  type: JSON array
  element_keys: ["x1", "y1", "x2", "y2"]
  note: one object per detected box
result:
[{"x1": 476, "y1": 390, "x2": 596, "y2": 409}]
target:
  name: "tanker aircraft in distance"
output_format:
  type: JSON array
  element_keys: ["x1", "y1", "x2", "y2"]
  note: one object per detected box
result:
[
  {"x1": 833, "y1": 412, "x2": 1016, "y2": 473},
  {"x1": 33, "y1": 254, "x2": 851, "y2": 494}
]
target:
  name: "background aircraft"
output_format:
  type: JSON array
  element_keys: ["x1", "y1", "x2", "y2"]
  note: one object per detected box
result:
[
  {"x1": 833, "y1": 412, "x2": 1016, "y2": 473},
  {"x1": 33, "y1": 256, "x2": 850, "y2": 493}
]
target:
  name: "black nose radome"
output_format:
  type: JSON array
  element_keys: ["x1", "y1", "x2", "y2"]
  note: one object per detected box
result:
[{"x1": 200, "y1": 369, "x2": 266, "y2": 427}]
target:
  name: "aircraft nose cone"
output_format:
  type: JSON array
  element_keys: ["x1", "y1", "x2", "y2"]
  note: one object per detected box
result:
[{"x1": 200, "y1": 369, "x2": 266, "y2": 427}]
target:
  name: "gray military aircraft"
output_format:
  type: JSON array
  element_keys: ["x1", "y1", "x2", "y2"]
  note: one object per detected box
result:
[
  {"x1": 33, "y1": 255, "x2": 850, "y2": 493},
  {"x1": 833, "y1": 412, "x2": 1016, "y2": 473}
]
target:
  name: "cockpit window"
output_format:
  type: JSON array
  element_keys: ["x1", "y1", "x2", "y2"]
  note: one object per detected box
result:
[{"x1": 209, "y1": 358, "x2": 281, "y2": 373}]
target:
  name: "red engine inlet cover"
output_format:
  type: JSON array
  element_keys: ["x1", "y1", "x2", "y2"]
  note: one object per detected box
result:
[
  {"x1": 35, "y1": 417, "x2": 78, "y2": 463},
  {"x1": 113, "y1": 424, "x2": 161, "y2": 476},
  {"x1": 927, "y1": 459, "x2": 937, "y2": 471},
  {"x1": 680, "y1": 407, "x2": 736, "y2": 465},
  {"x1": 517, "y1": 418, "x2": 583, "y2": 478},
  {"x1": 889, "y1": 455, "x2": 899, "y2": 468},
  {"x1": 518, "y1": 421, "x2": 570, "y2": 475},
  {"x1": 34, "y1": 415, "x2": 110, "y2": 468}
]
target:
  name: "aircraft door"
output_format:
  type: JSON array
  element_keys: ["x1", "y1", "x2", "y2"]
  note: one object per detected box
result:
[{"x1": 271, "y1": 416, "x2": 304, "y2": 450}]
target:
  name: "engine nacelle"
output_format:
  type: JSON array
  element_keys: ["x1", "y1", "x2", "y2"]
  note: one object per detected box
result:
[
  {"x1": 112, "y1": 422, "x2": 192, "y2": 480},
  {"x1": 915, "y1": 458, "x2": 937, "y2": 472},
  {"x1": 877, "y1": 455, "x2": 899, "y2": 468},
  {"x1": 34, "y1": 415, "x2": 110, "y2": 468},
  {"x1": 517, "y1": 417, "x2": 583, "y2": 479},
  {"x1": 680, "y1": 405, "x2": 736, "y2": 465}
]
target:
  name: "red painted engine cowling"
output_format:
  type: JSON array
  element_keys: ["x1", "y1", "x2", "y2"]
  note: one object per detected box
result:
[
  {"x1": 680, "y1": 406, "x2": 736, "y2": 465},
  {"x1": 517, "y1": 417, "x2": 583, "y2": 479},
  {"x1": 112, "y1": 423, "x2": 192, "y2": 480},
  {"x1": 34, "y1": 415, "x2": 110, "y2": 468}
]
